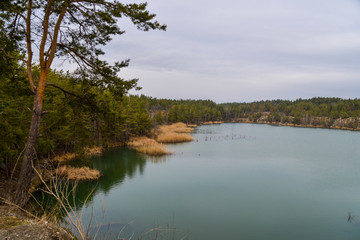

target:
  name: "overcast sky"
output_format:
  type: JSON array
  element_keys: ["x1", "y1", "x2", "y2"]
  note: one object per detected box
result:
[{"x1": 73, "y1": 0, "x2": 360, "y2": 103}]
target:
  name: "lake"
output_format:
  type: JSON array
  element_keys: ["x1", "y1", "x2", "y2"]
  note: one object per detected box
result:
[{"x1": 68, "y1": 123, "x2": 360, "y2": 239}]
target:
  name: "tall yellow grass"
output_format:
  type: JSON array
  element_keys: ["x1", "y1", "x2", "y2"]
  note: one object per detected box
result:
[
  {"x1": 156, "y1": 133, "x2": 194, "y2": 143},
  {"x1": 158, "y1": 122, "x2": 194, "y2": 133},
  {"x1": 128, "y1": 137, "x2": 171, "y2": 156},
  {"x1": 52, "y1": 146, "x2": 103, "y2": 164},
  {"x1": 202, "y1": 121, "x2": 224, "y2": 125},
  {"x1": 127, "y1": 123, "x2": 194, "y2": 156},
  {"x1": 84, "y1": 146, "x2": 103, "y2": 156},
  {"x1": 54, "y1": 166, "x2": 101, "y2": 181},
  {"x1": 156, "y1": 122, "x2": 194, "y2": 143},
  {"x1": 52, "y1": 153, "x2": 76, "y2": 163}
]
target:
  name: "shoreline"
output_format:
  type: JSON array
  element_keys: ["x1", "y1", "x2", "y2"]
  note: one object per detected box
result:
[
  {"x1": 1, "y1": 120, "x2": 358, "y2": 239},
  {"x1": 221, "y1": 120, "x2": 360, "y2": 132}
]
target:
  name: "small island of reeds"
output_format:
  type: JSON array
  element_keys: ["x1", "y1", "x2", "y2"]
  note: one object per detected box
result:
[{"x1": 128, "y1": 122, "x2": 195, "y2": 156}]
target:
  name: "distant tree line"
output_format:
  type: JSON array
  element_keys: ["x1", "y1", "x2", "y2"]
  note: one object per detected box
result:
[
  {"x1": 220, "y1": 98, "x2": 360, "y2": 127},
  {"x1": 140, "y1": 96, "x2": 223, "y2": 125},
  {"x1": 142, "y1": 97, "x2": 360, "y2": 129}
]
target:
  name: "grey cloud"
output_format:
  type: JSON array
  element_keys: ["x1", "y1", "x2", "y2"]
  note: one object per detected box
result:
[{"x1": 100, "y1": 0, "x2": 360, "y2": 102}]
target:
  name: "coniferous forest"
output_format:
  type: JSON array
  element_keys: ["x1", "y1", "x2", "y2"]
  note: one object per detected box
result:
[
  {"x1": 2, "y1": 1, "x2": 360, "y2": 239},
  {"x1": 3, "y1": 61, "x2": 360, "y2": 179}
]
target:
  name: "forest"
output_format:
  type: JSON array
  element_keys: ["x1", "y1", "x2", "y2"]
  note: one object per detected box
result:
[
  {"x1": 1, "y1": 0, "x2": 360, "y2": 229},
  {"x1": 220, "y1": 98, "x2": 360, "y2": 128},
  {"x1": 3, "y1": 60, "x2": 360, "y2": 179},
  {"x1": 3, "y1": 1, "x2": 360, "y2": 240},
  {"x1": 144, "y1": 96, "x2": 360, "y2": 128}
]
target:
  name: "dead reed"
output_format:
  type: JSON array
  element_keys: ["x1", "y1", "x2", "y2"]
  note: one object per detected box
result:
[
  {"x1": 52, "y1": 153, "x2": 76, "y2": 163},
  {"x1": 54, "y1": 166, "x2": 101, "y2": 181},
  {"x1": 52, "y1": 146, "x2": 103, "y2": 164},
  {"x1": 136, "y1": 144, "x2": 170, "y2": 156},
  {"x1": 128, "y1": 137, "x2": 171, "y2": 156},
  {"x1": 156, "y1": 123, "x2": 194, "y2": 143},
  {"x1": 158, "y1": 122, "x2": 194, "y2": 133},
  {"x1": 201, "y1": 121, "x2": 223, "y2": 125},
  {"x1": 156, "y1": 133, "x2": 194, "y2": 143},
  {"x1": 84, "y1": 146, "x2": 103, "y2": 156}
]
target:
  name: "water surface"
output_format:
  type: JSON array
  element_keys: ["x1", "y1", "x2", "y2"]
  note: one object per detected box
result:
[{"x1": 72, "y1": 123, "x2": 360, "y2": 239}]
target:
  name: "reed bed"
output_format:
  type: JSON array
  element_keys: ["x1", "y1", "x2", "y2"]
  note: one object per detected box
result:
[
  {"x1": 136, "y1": 144, "x2": 170, "y2": 156},
  {"x1": 54, "y1": 166, "x2": 101, "y2": 181},
  {"x1": 156, "y1": 122, "x2": 194, "y2": 143},
  {"x1": 52, "y1": 153, "x2": 76, "y2": 163},
  {"x1": 128, "y1": 123, "x2": 195, "y2": 155},
  {"x1": 158, "y1": 122, "x2": 194, "y2": 133},
  {"x1": 52, "y1": 146, "x2": 103, "y2": 164},
  {"x1": 202, "y1": 121, "x2": 224, "y2": 125},
  {"x1": 84, "y1": 146, "x2": 103, "y2": 156},
  {"x1": 156, "y1": 132, "x2": 194, "y2": 143},
  {"x1": 128, "y1": 137, "x2": 171, "y2": 156}
]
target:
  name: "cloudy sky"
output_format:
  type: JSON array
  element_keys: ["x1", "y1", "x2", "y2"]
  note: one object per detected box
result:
[{"x1": 100, "y1": 0, "x2": 360, "y2": 103}]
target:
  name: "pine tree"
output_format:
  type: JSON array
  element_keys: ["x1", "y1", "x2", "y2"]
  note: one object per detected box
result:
[{"x1": 1, "y1": 0, "x2": 165, "y2": 206}]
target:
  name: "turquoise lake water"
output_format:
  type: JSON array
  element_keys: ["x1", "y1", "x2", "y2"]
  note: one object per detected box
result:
[{"x1": 70, "y1": 123, "x2": 360, "y2": 239}]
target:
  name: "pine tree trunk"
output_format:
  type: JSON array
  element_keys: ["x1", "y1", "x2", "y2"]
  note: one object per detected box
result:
[{"x1": 13, "y1": 72, "x2": 46, "y2": 207}]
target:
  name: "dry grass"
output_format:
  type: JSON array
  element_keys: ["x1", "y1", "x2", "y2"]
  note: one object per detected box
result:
[
  {"x1": 54, "y1": 166, "x2": 101, "y2": 181},
  {"x1": 128, "y1": 123, "x2": 195, "y2": 155},
  {"x1": 156, "y1": 123, "x2": 194, "y2": 143},
  {"x1": 52, "y1": 153, "x2": 76, "y2": 163},
  {"x1": 202, "y1": 121, "x2": 223, "y2": 125},
  {"x1": 52, "y1": 147, "x2": 103, "y2": 164},
  {"x1": 128, "y1": 136, "x2": 158, "y2": 147},
  {"x1": 158, "y1": 122, "x2": 194, "y2": 133},
  {"x1": 128, "y1": 137, "x2": 171, "y2": 156},
  {"x1": 156, "y1": 133, "x2": 194, "y2": 143},
  {"x1": 136, "y1": 144, "x2": 170, "y2": 156},
  {"x1": 84, "y1": 146, "x2": 103, "y2": 156}
]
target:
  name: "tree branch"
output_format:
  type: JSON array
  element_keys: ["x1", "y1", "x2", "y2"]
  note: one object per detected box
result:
[
  {"x1": 57, "y1": 43, "x2": 97, "y2": 69},
  {"x1": 46, "y1": 82, "x2": 94, "y2": 107},
  {"x1": 45, "y1": 2, "x2": 70, "y2": 70},
  {"x1": 46, "y1": 83, "x2": 82, "y2": 99},
  {"x1": 25, "y1": 0, "x2": 35, "y2": 93},
  {"x1": 39, "y1": 0, "x2": 54, "y2": 69},
  {"x1": 1, "y1": 50, "x2": 27, "y2": 64}
]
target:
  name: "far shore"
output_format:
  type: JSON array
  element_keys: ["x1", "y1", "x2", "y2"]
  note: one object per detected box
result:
[{"x1": 218, "y1": 119, "x2": 360, "y2": 132}]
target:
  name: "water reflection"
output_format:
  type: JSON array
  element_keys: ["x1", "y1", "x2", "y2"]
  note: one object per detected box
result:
[
  {"x1": 147, "y1": 155, "x2": 170, "y2": 163},
  {"x1": 34, "y1": 124, "x2": 360, "y2": 239},
  {"x1": 75, "y1": 148, "x2": 148, "y2": 205},
  {"x1": 34, "y1": 148, "x2": 150, "y2": 215}
]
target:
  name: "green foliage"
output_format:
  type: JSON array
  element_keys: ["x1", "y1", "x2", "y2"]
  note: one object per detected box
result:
[
  {"x1": 249, "y1": 113, "x2": 262, "y2": 122},
  {"x1": 153, "y1": 111, "x2": 165, "y2": 125},
  {"x1": 1, "y1": 0, "x2": 167, "y2": 96},
  {"x1": 143, "y1": 96, "x2": 222, "y2": 124},
  {"x1": 0, "y1": 63, "x2": 153, "y2": 172},
  {"x1": 0, "y1": 0, "x2": 166, "y2": 177},
  {"x1": 221, "y1": 97, "x2": 360, "y2": 127},
  {"x1": 0, "y1": 56, "x2": 32, "y2": 173},
  {"x1": 132, "y1": 96, "x2": 360, "y2": 129}
]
